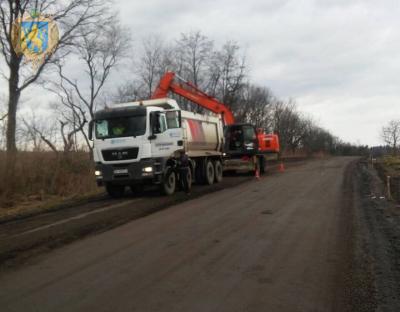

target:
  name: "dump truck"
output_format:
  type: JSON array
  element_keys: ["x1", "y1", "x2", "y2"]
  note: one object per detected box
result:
[{"x1": 89, "y1": 98, "x2": 225, "y2": 197}]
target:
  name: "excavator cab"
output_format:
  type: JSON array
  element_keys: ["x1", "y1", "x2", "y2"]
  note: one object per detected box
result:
[
  {"x1": 257, "y1": 130, "x2": 280, "y2": 154},
  {"x1": 224, "y1": 124, "x2": 258, "y2": 157}
]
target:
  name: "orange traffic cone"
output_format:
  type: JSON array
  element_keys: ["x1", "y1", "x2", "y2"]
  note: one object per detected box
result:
[{"x1": 279, "y1": 162, "x2": 285, "y2": 172}]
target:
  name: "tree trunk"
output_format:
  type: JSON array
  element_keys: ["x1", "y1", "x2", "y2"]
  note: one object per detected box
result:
[
  {"x1": 5, "y1": 91, "x2": 19, "y2": 192},
  {"x1": 6, "y1": 91, "x2": 19, "y2": 153},
  {"x1": 6, "y1": 53, "x2": 21, "y2": 152},
  {"x1": 4, "y1": 55, "x2": 21, "y2": 199}
]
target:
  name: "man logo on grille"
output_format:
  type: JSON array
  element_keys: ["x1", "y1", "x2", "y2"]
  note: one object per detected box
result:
[{"x1": 112, "y1": 151, "x2": 128, "y2": 160}]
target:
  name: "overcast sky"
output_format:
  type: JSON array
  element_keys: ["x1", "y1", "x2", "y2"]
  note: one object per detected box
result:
[{"x1": 115, "y1": 0, "x2": 399, "y2": 146}]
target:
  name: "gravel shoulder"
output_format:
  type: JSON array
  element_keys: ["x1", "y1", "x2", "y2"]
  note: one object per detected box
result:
[{"x1": 350, "y1": 159, "x2": 400, "y2": 312}]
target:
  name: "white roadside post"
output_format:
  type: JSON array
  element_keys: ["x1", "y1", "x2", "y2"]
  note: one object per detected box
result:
[{"x1": 387, "y1": 176, "x2": 392, "y2": 201}]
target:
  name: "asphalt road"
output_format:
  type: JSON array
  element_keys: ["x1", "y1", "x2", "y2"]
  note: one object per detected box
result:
[{"x1": 0, "y1": 157, "x2": 355, "y2": 312}]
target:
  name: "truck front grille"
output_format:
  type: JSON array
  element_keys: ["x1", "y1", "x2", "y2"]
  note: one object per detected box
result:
[{"x1": 102, "y1": 148, "x2": 138, "y2": 161}]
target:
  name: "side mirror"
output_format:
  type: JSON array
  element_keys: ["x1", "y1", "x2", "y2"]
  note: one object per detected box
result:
[{"x1": 88, "y1": 120, "x2": 94, "y2": 141}]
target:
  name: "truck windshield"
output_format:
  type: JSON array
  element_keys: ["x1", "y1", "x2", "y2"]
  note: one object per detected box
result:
[{"x1": 95, "y1": 116, "x2": 146, "y2": 139}]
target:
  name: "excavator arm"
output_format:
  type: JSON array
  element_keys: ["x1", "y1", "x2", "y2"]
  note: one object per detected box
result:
[{"x1": 152, "y1": 72, "x2": 235, "y2": 125}]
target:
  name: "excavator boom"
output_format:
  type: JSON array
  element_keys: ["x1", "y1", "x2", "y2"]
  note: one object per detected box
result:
[{"x1": 152, "y1": 72, "x2": 235, "y2": 125}]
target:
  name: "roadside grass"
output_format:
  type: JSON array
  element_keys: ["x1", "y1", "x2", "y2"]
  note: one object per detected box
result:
[
  {"x1": 0, "y1": 151, "x2": 99, "y2": 215},
  {"x1": 375, "y1": 155, "x2": 400, "y2": 203},
  {"x1": 380, "y1": 155, "x2": 400, "y2": 173}
]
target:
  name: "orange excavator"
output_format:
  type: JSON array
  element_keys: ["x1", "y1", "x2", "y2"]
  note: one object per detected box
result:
[{"x1": 152, "y1": 72, "x2": 280, "y2": 174}]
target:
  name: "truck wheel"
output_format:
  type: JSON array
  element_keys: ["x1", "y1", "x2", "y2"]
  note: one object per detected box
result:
[
  {"x1": 205, "y1": 160, "x2": 215, "y2": 185},
  {"x1": 214, "y1": 160, "x2": 223, "y2": 183},
  {"x1": 161, "y1": 167, "x2": 176, "y2": 195},
  {"x1": 106, "y1": 183, "x2": 125, "y2": 198}
]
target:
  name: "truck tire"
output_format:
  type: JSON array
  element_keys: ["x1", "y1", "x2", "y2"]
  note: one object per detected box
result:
[
  {"x1": 161, "y1": 167, "x2": 176, "y2": 195},
  {"x1": 106, "y1": 183, "x2": 125, "y2": 198},
  {"x1": 205, "y1": 160, "x2": 215, "y2": 185},
  {"x1": 214, "y1": 160, "x2": 223, "y2": 183}
]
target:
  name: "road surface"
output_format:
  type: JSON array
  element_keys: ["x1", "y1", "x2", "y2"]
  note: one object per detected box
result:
[{"x1": 0, "y1": 157, "x2": 354, "y2": 312}]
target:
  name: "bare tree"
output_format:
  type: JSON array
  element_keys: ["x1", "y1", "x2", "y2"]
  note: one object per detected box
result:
[
  {"x1": 21, "y1": 113, "x2": 58, "y2": 152},
  {"x1": 208, "y1": 41, "x2": 246, "y2": 109},
  {"x1": 381, "y1": 120, "x2": 400, "y2": 155},
  {"x1": 138, "y1": 35, "x2": 168, "y2": 98},
  {"x1": 172, "y1": 31, "x2": 213, "y2": 111},
  {"x1": 21, "y1": 104, "x2": 87, "y2": 154},
  {"x1": 0, "y1": 0, "x2": 109, "y2": 155},
  {"x1": 175, "y1": 31, "x2": 213, "y2": 86},
  {"x1": 59, "y1": 118, "x2": 85, "y2": 153},
  {"x1": 302, "y1": 125, "x2": 336, "y2": 156},
  {"x1": 235, "y1": 83, "x2": 274, "y2": 128},
  {"x1": 126, "y1": 33, "x2": 247, "y2": 114},
  {"x1": 286, "y1": 114, "x2": 311, "y2": 154},
  {"x1": 47, "y1": 17, "x2": 130, "y2": 151},
  {"x1": 114, "y1": 36, "x2": 173, "y2": 102},
  {"x1": 111, "y1": 82, "x2": 142, "y2": 103},
  {"x1": 271, "y1": 100, "x2": 310, "y2": 154}
]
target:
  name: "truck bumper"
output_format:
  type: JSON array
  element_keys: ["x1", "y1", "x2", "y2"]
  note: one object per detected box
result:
[{"x1": 95, "y1": 159, "x2": 163, "y2": 186}]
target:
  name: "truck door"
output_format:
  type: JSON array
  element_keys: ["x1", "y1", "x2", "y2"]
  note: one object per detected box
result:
[{"x1": 150, "y1": 110, "x2": 183, "y2": 158}]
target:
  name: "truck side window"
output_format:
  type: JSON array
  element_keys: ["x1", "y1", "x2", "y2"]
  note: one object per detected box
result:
[
  {"x1": 96, "y1": 120, "x2": 108, "y2": 137},
  {"x1": 152, "y1": 112, "x2": 167, "y2": 134},
  {"x1": 166, "y1": 111, "x2": 180, "y2": 129}
]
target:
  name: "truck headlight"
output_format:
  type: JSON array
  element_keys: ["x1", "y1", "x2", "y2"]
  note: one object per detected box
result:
[
  {"x1": 95, "y1": 170, "x2": 102, "y2": 176},
  {"x1": 143, "y1": 166, "x2": 153, "y2": 173}
]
